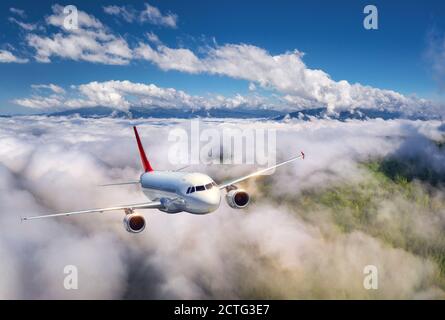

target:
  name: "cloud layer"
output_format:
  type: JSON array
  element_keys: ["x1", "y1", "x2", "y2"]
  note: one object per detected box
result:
[{"x1": 0, "y1": 116, "x2": 444, "y2": 299}]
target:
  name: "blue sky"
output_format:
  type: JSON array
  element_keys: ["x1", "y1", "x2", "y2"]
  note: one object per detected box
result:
[{"x1": 0, "y1": 0, "x2": 444, "y2": 114}]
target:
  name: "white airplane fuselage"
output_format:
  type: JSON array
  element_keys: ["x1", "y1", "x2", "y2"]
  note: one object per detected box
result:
[{"x1": 140, "y1": 171, "x2": 221, "y2": 214}]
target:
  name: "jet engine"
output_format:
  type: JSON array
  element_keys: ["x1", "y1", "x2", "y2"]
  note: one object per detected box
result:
[
  {"x1": 123, "y1": 212, "x2": 146, "y2": 233},
  {"x1": 225, "y1": 189, "x2": 250, "y2": 209}
]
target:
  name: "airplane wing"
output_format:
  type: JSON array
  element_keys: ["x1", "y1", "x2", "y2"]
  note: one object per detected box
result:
[
  {"x1": 218, "y1": 151, "x2": 305, "y2": 190},
  {"x1": 21, "y1": 201, "x2": 163, "y2": 222},
  {"x1": 98, "y1": 180, "x2": 140, "y2": 187}
]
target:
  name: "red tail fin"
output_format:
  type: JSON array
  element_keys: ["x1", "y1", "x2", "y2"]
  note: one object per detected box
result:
[{"x1": 133, "y1": 126, "x2": 153, "y2": 172}]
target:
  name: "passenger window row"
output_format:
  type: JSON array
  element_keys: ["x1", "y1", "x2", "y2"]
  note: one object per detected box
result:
[{"x1": 186, "y1": 182, "x2": 217, "y2": 194}]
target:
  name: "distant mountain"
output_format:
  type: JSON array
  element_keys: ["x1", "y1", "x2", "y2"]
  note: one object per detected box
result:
[
  {"x1": 2, "y1": 106, "x2": 437, "y2": 121},
  {"x1": 273, "y1": 107, "x2": 438, "y2": 121},
  {"x1": 46, "y1": 106, "x2": 282, "y2": 119}
]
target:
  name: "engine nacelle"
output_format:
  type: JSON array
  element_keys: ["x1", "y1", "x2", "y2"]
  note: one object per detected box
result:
[
  {"x1": 123, "y1": 213, "x2": 146, "y2": 233},
  {"x1": 225, "y1": 189, "x2": 250, "y2": 209}
]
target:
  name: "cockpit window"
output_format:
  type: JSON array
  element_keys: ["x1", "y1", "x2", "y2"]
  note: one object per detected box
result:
[
  {"x1": 187, "y1": 183, "x2": 216, "y2": 194},
  {"x1": 187, "y1": 186, "x2": 196, "y2": 194}
]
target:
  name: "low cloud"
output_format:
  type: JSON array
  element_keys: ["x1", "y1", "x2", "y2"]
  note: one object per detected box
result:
[{"x1": 0, "y1": 116, "x2": 444, "y2": 299}]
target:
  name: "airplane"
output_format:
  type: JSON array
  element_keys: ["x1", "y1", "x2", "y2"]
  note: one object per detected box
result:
[{"x1": 22, "y1": 126, "x2": 305, "y2": 233}]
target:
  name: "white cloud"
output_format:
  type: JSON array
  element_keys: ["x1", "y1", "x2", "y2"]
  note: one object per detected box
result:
[
  {"x1": 103, "y1": 5, "x2": 136, "y2": 23},
  {"x1": 9, "y1": 7, "x2": 26, "y2": 18},
  {"x1": 8, "y1": 4, "x2": 440, "y2": 116},
  {"x1": 146, "y1": 31, "x2": 161, "y2": 45},
  {"x1": 27, "y1": 4, "x2": 132, "y2": 65},
  {"x1": 136, "y1": 43, "x2": 439, "y2": 114},
  {"x1": 45, "y1": 4, "x2": 103, "y2": 30},
  {"x1": 103, "y1": 3, "x2": 177, "y2": 28},
  {"x1": 31, "y1": 84, "x2": 66, "y2": 94},
  {"x1": 13, "y1": 80, "x2": 270, "y2": 110},
  {"x1": 0, "y1": 49, "x2": 28, "y2": 63},
  {"x1": 140, "y1": 3, "x2": 178, "y2": 28},
  {"x1": 0, "y1": 116, "x2": 444, "y2": 298},
  {"x1": 8, "y1": 17, "x2": 37, "y2": 31},
  {"x1": 135, "y1": 43, "x2": 202, "y2": 73},
  {"x1": 13, "y1": 95, "x2": 64, "y2": 109}
]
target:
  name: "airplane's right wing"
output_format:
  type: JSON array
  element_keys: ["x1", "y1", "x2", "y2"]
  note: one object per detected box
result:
[
  {"x1": 21, "y1": 201, "x2": 163, "y2": 222},
  {"x1": 218, "y1": 151, "x2": 305, "y2": 190}
]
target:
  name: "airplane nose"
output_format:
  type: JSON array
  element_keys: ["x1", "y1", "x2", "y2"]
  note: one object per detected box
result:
[{"x1": 206, "y1": 189, "x2": 221, "y2": 210}]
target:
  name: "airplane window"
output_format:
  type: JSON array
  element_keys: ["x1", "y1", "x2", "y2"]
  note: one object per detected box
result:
[
  {"x1": 186, "y1": 187, "x2": 191, "y2": 194},
  {"x1": 190, "y1": 186, "x2": 195, "y2": 193},
  {"x1": 212, "y1": 182, "x2": 218, "y2": 187},
  {"x1": 205, "y1": 183, "x2": 213, "y2": 190},
  {"x1": 196, "y1": 185, "x2": 205, "y2": 191}
]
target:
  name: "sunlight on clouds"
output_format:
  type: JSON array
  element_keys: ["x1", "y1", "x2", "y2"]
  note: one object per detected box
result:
[{"x1": 0, "y1": 116, "x2": 444, "y2": 299}]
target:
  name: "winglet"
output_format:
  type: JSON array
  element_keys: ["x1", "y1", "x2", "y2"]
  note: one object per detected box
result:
[
  {"x1": 301, "y1": 151, "x2": 305, "y2": 160},
  {"x1": 133, "y1": 126, "x2": 154, "y2": 172}
]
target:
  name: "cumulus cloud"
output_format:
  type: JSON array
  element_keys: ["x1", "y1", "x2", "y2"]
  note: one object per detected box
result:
[
  {"x1": 0, "y1": 49, "x2": 28, "y2": 63},
  {"x1": 6, "y1": 4, "x2": 440, "y2": 115},
  {"x1": 0, "y1": 116, "x2": 445, "y2": 299},
  {"x1": 13, "y1": 95, "x2": 65, "y2": 109},
  {"x1": 135, "y1": 43, "x2": 203, "y2": 73},
  {"x1": 13, "y1": 80, "x2": 271, "y2": 111},
  {"x1": 135, "y1": 43, "x2": 440, "y2": 114},
  {"x1": 27, "y1": 4, "x2": 132, "y2": 65}
]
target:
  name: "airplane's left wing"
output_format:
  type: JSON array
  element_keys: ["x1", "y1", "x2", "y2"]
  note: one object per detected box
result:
[
  {"x1": 218, "y1": 151, "x2": 305, "y2": 190},
  {"x1": 21, "y1": 201, "x2": 163, "y2": 221}
]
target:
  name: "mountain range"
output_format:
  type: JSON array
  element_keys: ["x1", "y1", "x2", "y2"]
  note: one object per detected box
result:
[{"x1": 1, "y1": 106, "x2": 441, "y2": 121}]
